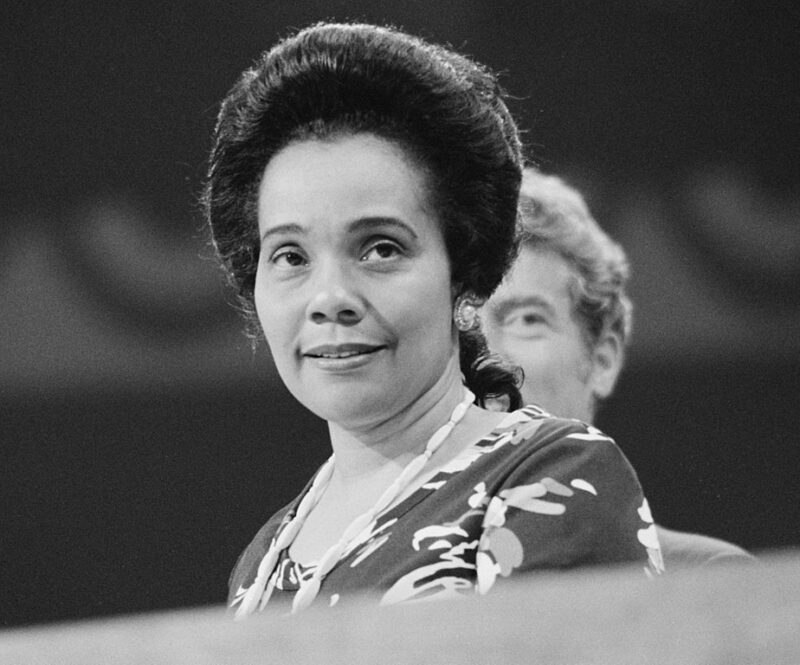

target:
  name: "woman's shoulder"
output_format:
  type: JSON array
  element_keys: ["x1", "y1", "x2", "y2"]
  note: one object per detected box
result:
[
  {"x1": 473, "y1": 403, "x2": 640, "y2": 495},
  {"x1": 486, "y1": 403, "x2": 622, "y2": 456},
  {"x1": 227, "y1": 502, "x2": 295, "y2": 602}
]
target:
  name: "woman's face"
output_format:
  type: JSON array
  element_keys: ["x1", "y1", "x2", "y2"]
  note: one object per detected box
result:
[{"x1": 254, "y1": 133, "x2": 457, "y2": 428}]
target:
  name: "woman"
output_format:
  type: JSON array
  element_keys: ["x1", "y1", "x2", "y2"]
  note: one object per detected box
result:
[{"x1": 203, "y1": 22, "x2": 662, "y2": 617}]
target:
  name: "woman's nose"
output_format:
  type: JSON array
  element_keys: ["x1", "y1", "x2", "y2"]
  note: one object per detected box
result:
[{"x1": 306, "y1": 268, "x2": 365, "y2": 326}]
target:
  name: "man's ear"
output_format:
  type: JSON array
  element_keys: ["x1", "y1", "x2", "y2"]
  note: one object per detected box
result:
[{"x1": 589, "y1": 330, "x2": 624, "y2": 400}]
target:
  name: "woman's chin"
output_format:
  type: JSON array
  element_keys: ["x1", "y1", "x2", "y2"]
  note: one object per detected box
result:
[{"x1": 299, "y1": 388, "x2": 400, "y2": 430}]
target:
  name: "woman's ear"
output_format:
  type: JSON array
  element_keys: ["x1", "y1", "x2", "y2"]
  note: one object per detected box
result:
[
  {"x1": 589, "y1": 330, "x2": 624, "y2": 401},
  {"x1": 453, "y1": 292, "x2": 485, "y2": 332}
]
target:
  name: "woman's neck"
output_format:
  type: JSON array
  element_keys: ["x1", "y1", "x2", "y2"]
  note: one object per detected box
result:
[
  {"x1": 324, "y1": 365, "x2": 506, "y2": 496},
  {"x1": 326, "y1": 373, "x2": 462, "y2": 480},
  {"x1": 288, "y1": 365, "x2": 508, "y2": 565}
]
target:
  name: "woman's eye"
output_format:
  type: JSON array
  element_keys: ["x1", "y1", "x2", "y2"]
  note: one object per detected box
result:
[
  {"x1": 362, "y1": 240, "x2": 403, "y2": 262},
  {"x1": 271, "y1": 247, "x2": 307, "y2": 268}
]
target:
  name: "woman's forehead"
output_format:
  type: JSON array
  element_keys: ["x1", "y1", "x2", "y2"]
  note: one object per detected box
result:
[{"x1": 256, "y1": 133, "x2": 440, "y2": 240}]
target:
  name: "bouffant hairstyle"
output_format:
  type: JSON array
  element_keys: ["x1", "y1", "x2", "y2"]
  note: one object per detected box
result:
[{"x1": 203, "y1": 22, "x2": 524, "y2": 407}]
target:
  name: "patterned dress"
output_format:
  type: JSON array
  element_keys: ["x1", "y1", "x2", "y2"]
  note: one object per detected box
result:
[{"x1": 229, "y1": 405, "x2": 663, "y2": 611}]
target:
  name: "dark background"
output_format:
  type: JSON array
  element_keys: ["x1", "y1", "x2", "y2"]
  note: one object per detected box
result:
[{"x1": 2, "y1": 1, "x2": 798, "y2": 627}]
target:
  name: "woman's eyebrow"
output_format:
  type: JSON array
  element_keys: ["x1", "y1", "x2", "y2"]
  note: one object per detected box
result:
[
  {"x1": 260, "y1": 223, "x2": 305, "y2": 244},
  {"x1": 260, "y1": 218, "x2": 419, "y2": 244},
  {"x1": 348, "y1": 216, "x2": 419, "y2": 239}
]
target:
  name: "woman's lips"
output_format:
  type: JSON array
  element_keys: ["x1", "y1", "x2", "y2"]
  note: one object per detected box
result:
[
  {"x1": 302, "y1": 343, "x2": 387, "y2": 370},
  {"x1": 303, "y1": 343, "x2": 385, "y2": 358}
]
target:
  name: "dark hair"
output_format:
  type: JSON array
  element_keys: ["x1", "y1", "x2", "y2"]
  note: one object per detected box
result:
[{"x1": 203, "y1": 22, "x2": 523, "y2": 408}]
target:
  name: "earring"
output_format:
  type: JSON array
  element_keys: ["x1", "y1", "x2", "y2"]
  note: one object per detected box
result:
[{"x1": 454, "y1": 294, "x2": 480, "y2": 332}]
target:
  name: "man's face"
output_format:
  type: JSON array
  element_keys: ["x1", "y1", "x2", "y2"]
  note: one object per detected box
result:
[{"x1": 483, "y1": 246, "x2": 600, "y2": 422}]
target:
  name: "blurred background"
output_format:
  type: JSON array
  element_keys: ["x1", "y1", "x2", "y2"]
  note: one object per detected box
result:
[{"x1": 2, "y1": 0, "x2": 798, "y2": 627}]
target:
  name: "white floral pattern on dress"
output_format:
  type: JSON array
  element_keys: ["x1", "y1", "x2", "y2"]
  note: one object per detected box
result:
[{"x1": 229, "y1": 405, "x2": 663, "y2": 612}]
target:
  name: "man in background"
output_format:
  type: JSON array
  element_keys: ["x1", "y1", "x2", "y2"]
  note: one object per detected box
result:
[{"x1": 483, "y1": 168, "x2": 752, "y2": 567}]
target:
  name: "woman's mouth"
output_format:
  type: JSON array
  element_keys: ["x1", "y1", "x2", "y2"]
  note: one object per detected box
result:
[
  {"x1": 311, "y1": 350, "x2": 373, "y2": 359},
  {"x1": 302, "y1": 343, "x2": 386, "y2": 369}
]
